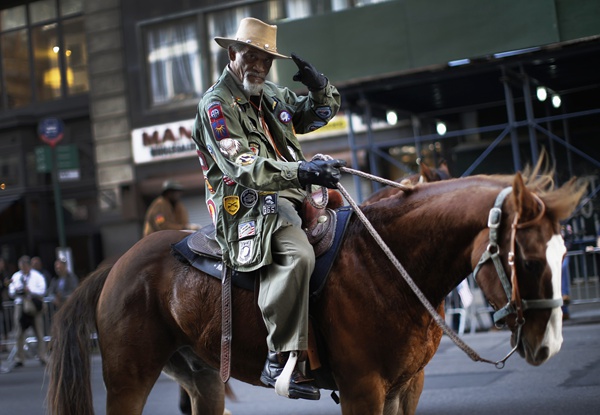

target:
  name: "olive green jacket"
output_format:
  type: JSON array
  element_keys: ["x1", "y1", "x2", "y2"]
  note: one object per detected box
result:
[{"x1": 192, "y1": 67, "x2": 341, "y2": 271}]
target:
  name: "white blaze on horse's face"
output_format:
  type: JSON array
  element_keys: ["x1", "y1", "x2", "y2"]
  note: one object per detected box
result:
[{"x1": 542, "y1": 233, "x2": 566, "y2": 359}]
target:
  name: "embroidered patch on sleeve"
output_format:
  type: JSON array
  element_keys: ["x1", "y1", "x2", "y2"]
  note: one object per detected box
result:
[
  {"x1": 315, "y1": 106, "x2": 332, "y2": 119},
  {"x1": 207, "y1": 101, "x2": 230, "y2": 140},
  {"x1": 211, "y1": 118, "x2": 230, "y2": 140},
  {"x1": 235, "y1": 153, "x2": 257, "y2": 166},
  {"x1": 278, "y1": 109, "x2": 292, "y2": 124},
  {"x1": 219, "y1": 138, "x2": 241, "y2": 158}
]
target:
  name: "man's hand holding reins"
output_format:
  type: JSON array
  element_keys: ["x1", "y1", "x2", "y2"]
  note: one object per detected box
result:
[{"x1": 298, "y1": 159, "x2": 346, "y2": 189}]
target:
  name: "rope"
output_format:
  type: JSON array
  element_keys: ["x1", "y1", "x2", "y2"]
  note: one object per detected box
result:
[{"x1": 336, "y1": 169, "x2": 521, "y2": 369}]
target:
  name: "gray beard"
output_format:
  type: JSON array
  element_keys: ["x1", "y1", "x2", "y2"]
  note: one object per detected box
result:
[{"x1": 243, "y1": 78, "x2": 264, "y2": 96}]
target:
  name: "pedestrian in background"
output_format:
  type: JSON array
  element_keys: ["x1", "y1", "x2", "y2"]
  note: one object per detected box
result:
[
  {"x1": 143, "y1": 180, "x2": 200, "y2": 237},
  {"x1": 31, "y1": 256, "x2": 52, "y2": 293},
  {"x1": 47, "y1": 258, "x2": 78, "y2": 309},
  {"x1": 8, "y1": 255, "x2": 47, "y2": 367}
]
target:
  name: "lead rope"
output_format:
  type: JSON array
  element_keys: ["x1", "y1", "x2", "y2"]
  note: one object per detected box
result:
[{"x1": 333, "y1": 166, "x2": 521, "y2": 369}]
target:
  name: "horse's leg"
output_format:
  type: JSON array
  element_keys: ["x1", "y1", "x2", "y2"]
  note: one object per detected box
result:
[
  {"x1": 101, "y1": 336, "x2": 170, "y2": 415},
  {"x1": 338, "y1": 379, "x2": 386, "y2": 415},
  {"x1": 397, "y1": 370, "x2": 425, "y2": 415},
  {"x1": 99, "y1": 294, "x2": 176, "y2": 414},
  {"x1": 382, "y1": 370, "x2": 425, "y2": 415},
  {"x1": 164, "y1": 349, "x2": 227, "y2": 415}
]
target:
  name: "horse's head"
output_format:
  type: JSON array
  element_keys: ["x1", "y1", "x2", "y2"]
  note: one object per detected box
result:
[{"x1": 472, "y1": 171, "x2": 587, "y2": 366}]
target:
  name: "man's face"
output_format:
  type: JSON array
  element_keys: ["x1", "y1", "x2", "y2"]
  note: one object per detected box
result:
[
  {"x1": 229, "y1": 46, "x2": 274, "y2": 95},
  {"x1": 55, "y1": 260, "x2": 67, "y2": 275}
]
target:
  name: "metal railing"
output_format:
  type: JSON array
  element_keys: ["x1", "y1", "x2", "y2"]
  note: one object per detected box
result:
[
  {"x1": 566, "y1": 247, "x2": 600, "y2": 305},
  {"x1": 1, "y1": 298, "x2": 58, "y2": 373}
]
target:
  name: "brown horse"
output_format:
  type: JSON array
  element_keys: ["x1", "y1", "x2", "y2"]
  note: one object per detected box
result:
[{"x1": 47, "y1": 169, "x2": 586, "y2": 415}]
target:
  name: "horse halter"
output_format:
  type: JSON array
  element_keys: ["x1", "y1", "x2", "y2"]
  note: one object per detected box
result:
[{"x1": 473, "y1": 187, "x2": 563, "y2": 327}]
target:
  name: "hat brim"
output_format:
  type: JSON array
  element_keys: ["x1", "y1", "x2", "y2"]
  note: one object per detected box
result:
[{"x1": 214, "y1": 37, "x2": 290, "y2": 59}]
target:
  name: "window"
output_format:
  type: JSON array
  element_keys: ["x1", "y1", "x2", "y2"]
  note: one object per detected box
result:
[
  {"x1": 145, "y1": 18, "x2": 202, "y2": 107},
  {"x1": 0, "y1": 0, "x2": 87, "y2": 111}
]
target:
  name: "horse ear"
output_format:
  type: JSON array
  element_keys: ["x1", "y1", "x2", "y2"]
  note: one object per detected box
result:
[
  {"x1": 438, "y1": 160, "x2": 450, "y2": 177},
  {"x1": 512, "y1": 172, "x2": 538, "y2": 220},
  {"x1": 419, "y1": 162, "x2": 433, "y2": 182}
]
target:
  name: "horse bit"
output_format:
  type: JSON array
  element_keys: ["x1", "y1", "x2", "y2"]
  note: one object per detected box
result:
[{"x1": 319, "y1": 167, "x2": 562, "y2": 369}]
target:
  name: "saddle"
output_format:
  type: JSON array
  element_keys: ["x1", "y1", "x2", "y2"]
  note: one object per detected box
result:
[{"x1": 187, "y1": 189, "x2": 345, "y2": 262}]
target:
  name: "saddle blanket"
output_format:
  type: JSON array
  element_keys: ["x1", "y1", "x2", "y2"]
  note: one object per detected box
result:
[{"x1": 172, "y1": 207, "x2": 353, "y2": 301}]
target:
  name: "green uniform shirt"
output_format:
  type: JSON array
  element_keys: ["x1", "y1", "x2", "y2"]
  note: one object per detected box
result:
[{"x1": 192, "y1": 67, "x2": 341, "y2": 271}]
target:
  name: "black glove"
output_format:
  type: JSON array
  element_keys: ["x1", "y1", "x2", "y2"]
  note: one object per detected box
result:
[
  {"x1": 291, "y1": 53, "x2": 328, "y2": 91},
  {"x1": 298, "y1": 159, "x2": 347, "y2": 189}
]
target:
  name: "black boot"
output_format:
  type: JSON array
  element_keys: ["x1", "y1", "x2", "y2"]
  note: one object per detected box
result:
[{"x1": 260, "y1": 350, "x2": 321, "y2": 400}]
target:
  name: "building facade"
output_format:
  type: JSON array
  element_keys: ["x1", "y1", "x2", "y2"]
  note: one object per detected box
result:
[{"x1": 1, "y1": 0, "x2": 599, "y2": 276}]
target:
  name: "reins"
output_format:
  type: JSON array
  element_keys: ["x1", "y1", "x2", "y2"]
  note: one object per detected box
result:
[{"x1": 325, "y1": 166, "x2": 555, "y2": 369}]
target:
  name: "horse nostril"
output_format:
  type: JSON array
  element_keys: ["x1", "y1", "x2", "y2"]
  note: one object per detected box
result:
[{"x1": 536, "y1": 346, "x2": 550, "y2": 362}]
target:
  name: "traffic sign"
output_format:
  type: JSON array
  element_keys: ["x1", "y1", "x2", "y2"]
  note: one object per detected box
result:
[{"x1": 38, "y1": 117, "x2": 64, "y2": 147}]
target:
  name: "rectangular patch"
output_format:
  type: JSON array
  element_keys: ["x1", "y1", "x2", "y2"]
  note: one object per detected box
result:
[
  {"x1": 261, "y1": 193, "x2": 278, "y2": 215},
  {"x1": 237, "y1": 239, "x2": 254, "y2": 264},
  {"x1": 238, "y1": 221, "x2": 256, "y2": 239}
]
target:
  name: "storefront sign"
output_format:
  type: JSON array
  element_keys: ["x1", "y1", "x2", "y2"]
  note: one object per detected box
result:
[{"x1": 131, "y1": 119, "x2": 197, "y2": 164}]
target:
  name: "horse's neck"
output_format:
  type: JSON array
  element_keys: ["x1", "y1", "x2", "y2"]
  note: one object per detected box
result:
[{"x1": 363, "y1": 182, "x2": 501, "y2": 305}]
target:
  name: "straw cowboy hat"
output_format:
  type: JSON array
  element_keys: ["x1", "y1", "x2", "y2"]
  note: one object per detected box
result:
[{"x1": 214, "y1": 17, "x2": 290, "y2": 59}]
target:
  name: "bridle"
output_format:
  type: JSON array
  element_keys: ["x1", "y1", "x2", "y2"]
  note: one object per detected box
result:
[{"x1": 472, "y1": 186, "x2": 563, "y2": 328}]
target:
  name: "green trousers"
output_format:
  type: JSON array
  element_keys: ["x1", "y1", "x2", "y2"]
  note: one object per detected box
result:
[{"x1": 258, "y1": 197, "x2": 315, "y2": 352}]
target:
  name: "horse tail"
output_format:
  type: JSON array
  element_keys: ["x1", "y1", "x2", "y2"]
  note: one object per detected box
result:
[{"x1": 47, "y1": 264, "x2": 112, "y2": 415}]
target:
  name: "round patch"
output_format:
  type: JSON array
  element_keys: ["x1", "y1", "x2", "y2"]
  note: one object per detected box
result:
[
  {"x1": 241, "y1": 189, "x2": 258, "y2": 208},
  {"x1": 279, "y1": 110, "x2": 292, "y2": 124}
]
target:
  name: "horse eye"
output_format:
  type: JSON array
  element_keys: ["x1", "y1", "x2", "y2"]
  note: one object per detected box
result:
[{"x1": 523, "y1": 259, "x2": 544, "y2": 275}]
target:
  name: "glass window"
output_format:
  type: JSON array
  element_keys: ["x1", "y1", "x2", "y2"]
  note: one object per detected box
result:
[
  {"x1": 286, "y1": 0, "x2": 312, "y2": 19},
  {"x1": 60, "y1": 0, "x2": 83, "y2": 17},
  {"x1": 30, "y1": 0, "x2": 57, "y2": 24},
  {"x1": 32, "y1": 23, "x2": 61, "y2": 101},
  {"x1": 0, "y1": 5, "x2": 27, "y2": 31},
  {"x1": 1, "y1": 29, "x2": 32, "y2": 108},
  {"x1": 63, "y1": 17, "x2": 88, "y2": 95},
  {"x1": 145, "y1": 18, "x2": 202, "y2": 106}
]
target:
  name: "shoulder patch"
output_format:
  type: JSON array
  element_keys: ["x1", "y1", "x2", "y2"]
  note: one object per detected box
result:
[{"x1": 207, "y1": 101, "x2": 230, "y2": 140}]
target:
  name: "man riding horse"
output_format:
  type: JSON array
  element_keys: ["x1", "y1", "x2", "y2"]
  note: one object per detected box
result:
[{"x1": 192, "y1": 17, "x2": 346, "y2": 400}]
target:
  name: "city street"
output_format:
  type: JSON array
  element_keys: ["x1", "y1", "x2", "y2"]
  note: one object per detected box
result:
[{"x1": 1, "y1": 307, "x2": 599, "y2": 415}]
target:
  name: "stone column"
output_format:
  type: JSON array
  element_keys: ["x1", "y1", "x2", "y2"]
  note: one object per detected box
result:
[{"x1": 83, "y1": 0, "x2": 140, "y2": 257}]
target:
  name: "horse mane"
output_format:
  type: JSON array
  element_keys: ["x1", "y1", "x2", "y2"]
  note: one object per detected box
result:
[
  {"x1": 360, "y1": 158, "x2": 587, "y2": 229},
  {"x1": 493, "y1": 156, "x2": 588, "y2": 222}
]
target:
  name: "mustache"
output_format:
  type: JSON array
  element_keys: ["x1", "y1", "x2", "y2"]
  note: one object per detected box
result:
[{"x1": 245, "y1": 72, "x2": 265, "y2": 81}]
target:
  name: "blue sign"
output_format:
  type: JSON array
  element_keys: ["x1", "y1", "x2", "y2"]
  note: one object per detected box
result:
[{"x1": 38, "y1": 117, "x2": 64, "y2": 147}]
